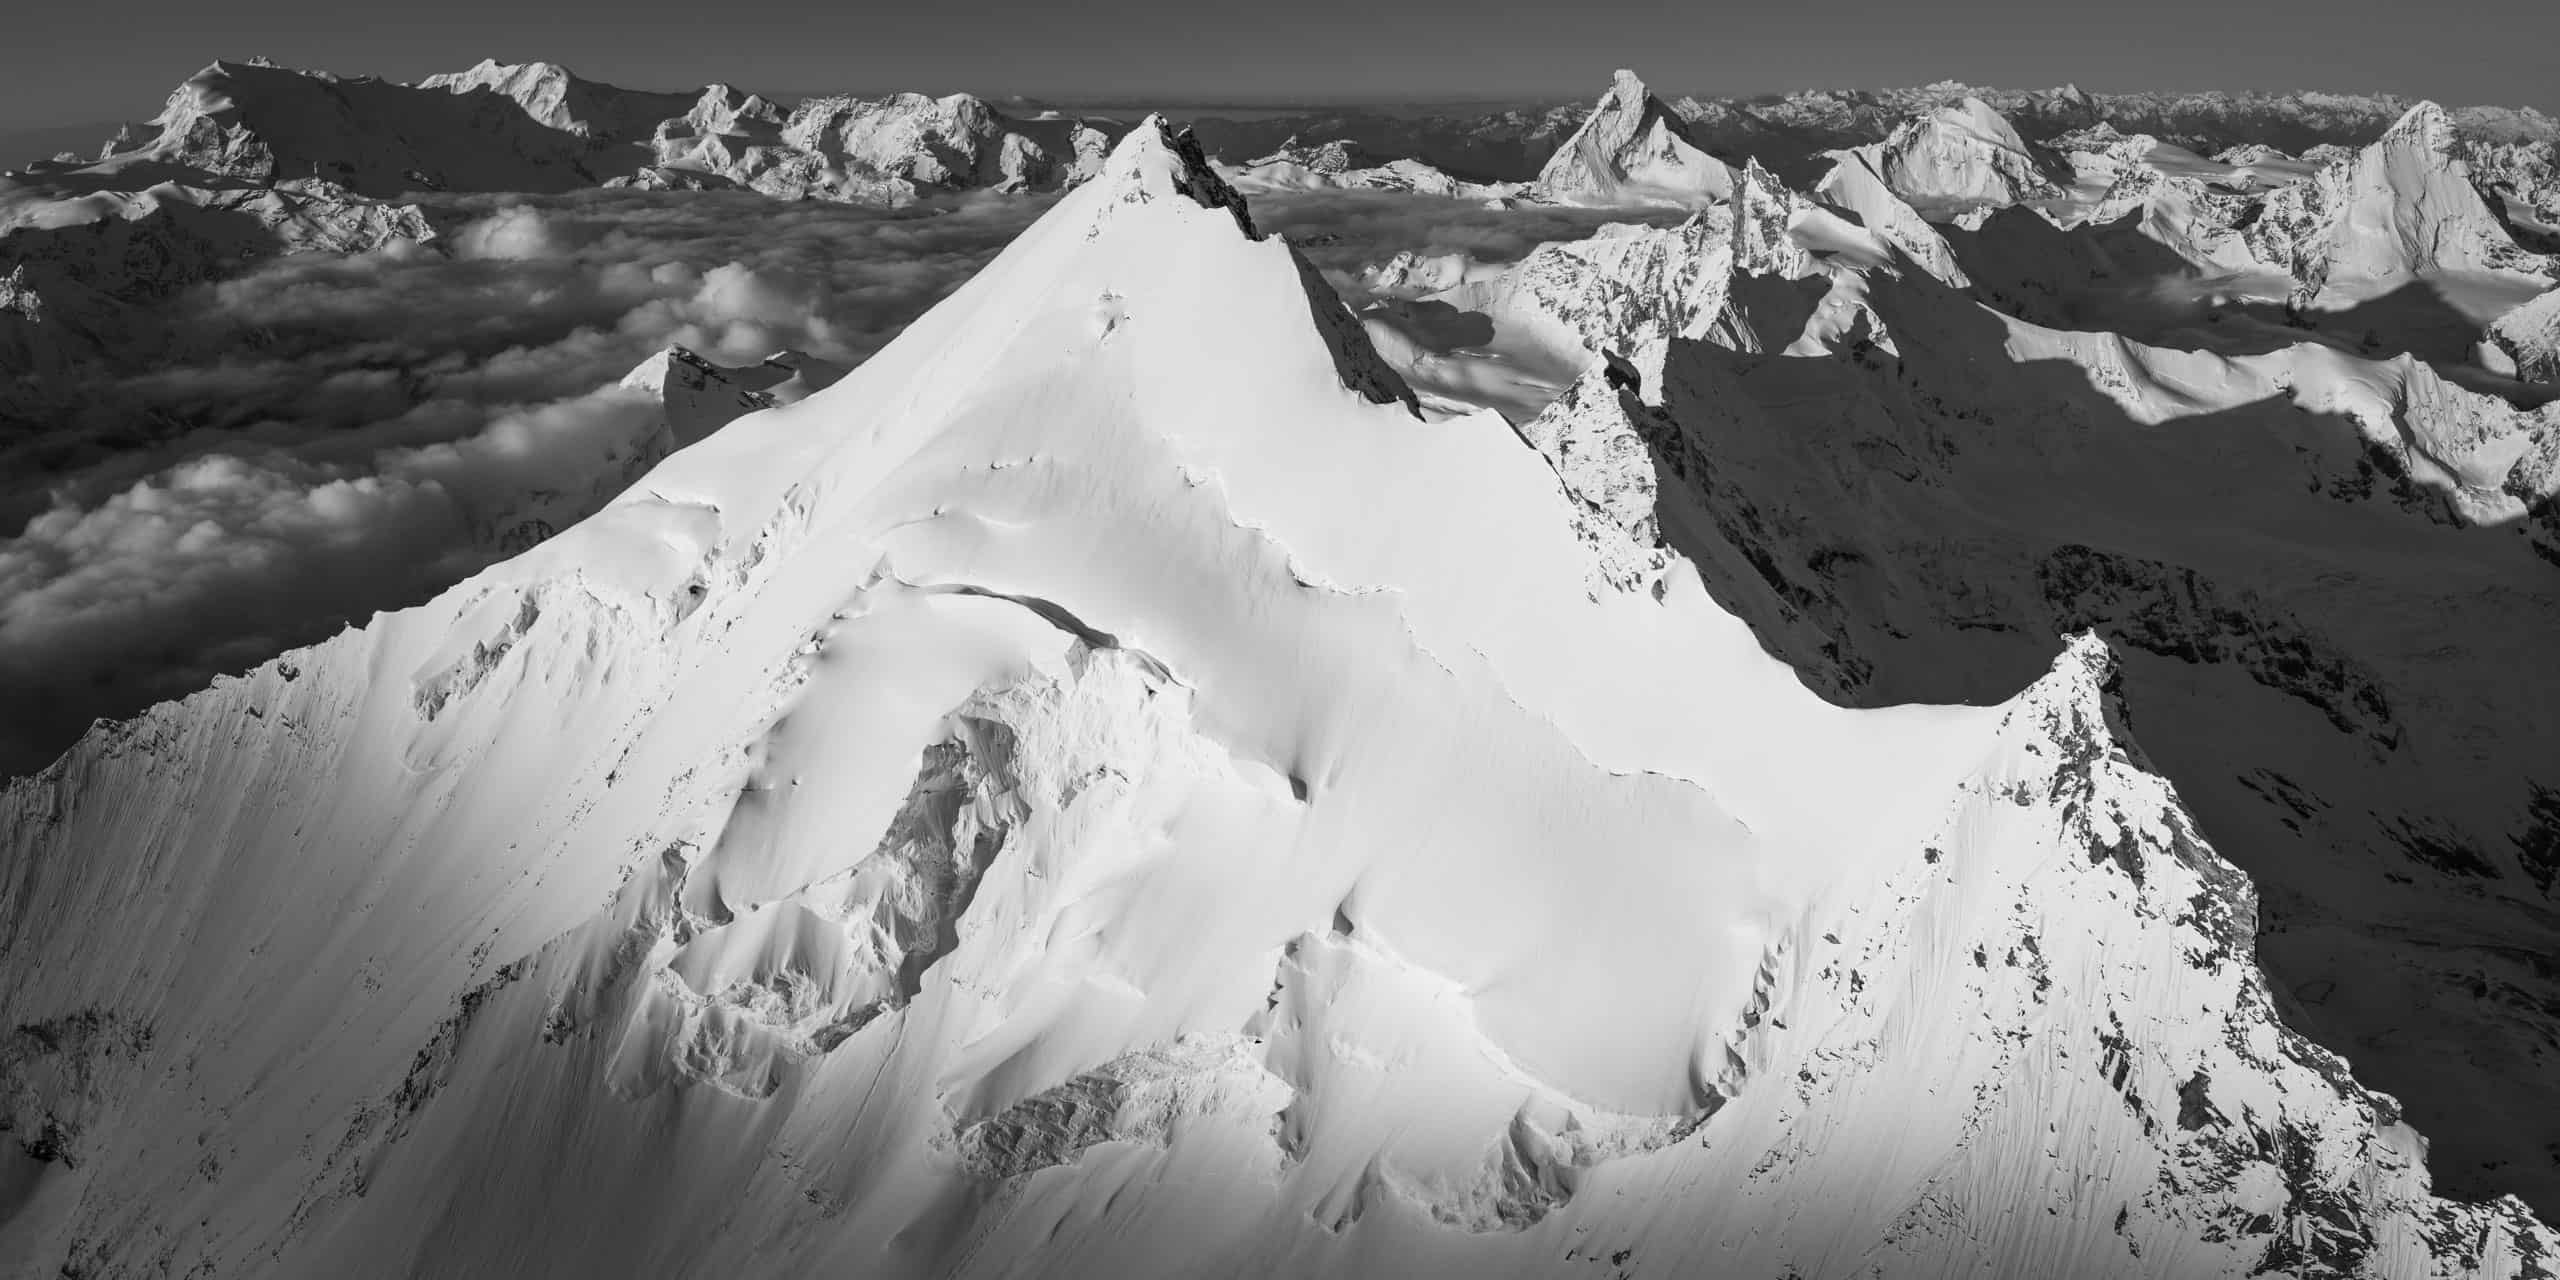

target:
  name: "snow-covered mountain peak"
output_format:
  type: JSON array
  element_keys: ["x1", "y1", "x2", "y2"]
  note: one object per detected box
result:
[
  {"x1": 1604, "y1": 67, "x2": 1651, "y2": 113},
  {"x1": 1243, "y1": 136, "x2": 1377, "y2": 174},
  {"x1": 1537, "y1": 68, "x2": 1733, "y2": 206},
  {"x1": 1091, "y1": 114, "x2": 1259, "y2": 238},
  {"x1": 2378, "y1": 99, "x2": 2456, "y2": 151},
  {"x1": 2241, "y1": 94, "x2": 2556, "y2": 307},
  {"x1": 416, "y1": 58, "x2": 686, "y2": 139},
  {"x1": 1855, "y1": 95, "x2": 2067, "y2": 216}
]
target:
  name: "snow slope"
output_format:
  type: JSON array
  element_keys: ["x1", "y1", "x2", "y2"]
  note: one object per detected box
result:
[{"x1": 1, "y1": 116, "x2": 2551, "y2": 1280}]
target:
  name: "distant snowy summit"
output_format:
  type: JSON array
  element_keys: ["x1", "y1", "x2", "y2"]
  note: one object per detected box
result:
[
  {"x1": 3, "y1": 57, "x2": 2556, "y2": 393},
  {"x1": 1533, "y1": 70, "x2": 1735, "y2": 207},
  {"x1": 71, "y1": 57, "x2": 1122, "y2": 203},
  {"x1": 0, "y1": 57, "x2": 1138, "y2": 366}
]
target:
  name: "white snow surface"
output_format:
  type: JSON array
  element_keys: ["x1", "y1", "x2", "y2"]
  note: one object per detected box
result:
[{"x1": 2, "y1": 115, "x2": 2556, "y2": 1280}]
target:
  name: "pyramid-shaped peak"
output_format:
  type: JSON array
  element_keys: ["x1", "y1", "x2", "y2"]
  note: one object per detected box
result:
[
  {"x1": 1537, "y1": 70, "x2": 1727, "y2": 206},
  {"x1": 1094, "y1": 114, "x2": 1258, "y2": 238}
]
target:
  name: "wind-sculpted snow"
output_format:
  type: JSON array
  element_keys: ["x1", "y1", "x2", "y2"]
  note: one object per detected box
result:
[{"x1": 1, "y1": 110, "x2": 2552, "y2": 1280}]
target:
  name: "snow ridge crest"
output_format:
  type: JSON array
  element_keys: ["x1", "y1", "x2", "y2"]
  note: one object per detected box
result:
[{"x1": 1097, "y1": 114, "x2": 1259, "y2": 239}]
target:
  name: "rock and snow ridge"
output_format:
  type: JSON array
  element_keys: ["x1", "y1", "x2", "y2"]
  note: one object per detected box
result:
[
  {"x1": 2487, "y1": 287, "x2": 2560, "y2": 381},
  {"x1": 3, "y1": 112, "x2": 2555, "y2": 1279}
]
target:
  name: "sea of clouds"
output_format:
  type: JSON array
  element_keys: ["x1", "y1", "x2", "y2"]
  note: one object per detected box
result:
[{"x1": 0, "y1": 187, "x2": 1663, "y2": 775}]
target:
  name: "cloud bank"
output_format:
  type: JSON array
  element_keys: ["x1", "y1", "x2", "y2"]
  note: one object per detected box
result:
[{"x1": 0, "y1": 188, "x2": 1661, "y2": 777}]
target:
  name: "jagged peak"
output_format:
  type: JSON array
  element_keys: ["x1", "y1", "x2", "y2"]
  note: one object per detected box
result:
[
  {"x1": 1540, "y1": 70, "x2": 1728, "y2": 205},
  {"x1": 2002, "y1": 631, "x2": 2170, "y2": 778},
  {"x1": 0, "y1": 264, "x2": 43, "y2": 321},
  {"x1": 619, "y1": 341, "x2": 707, "y2": 388},
  {"x1": 1095, "y1": 114, "x2": 1258, "y2": 239},
  {"x1": 1607, "y1": 68, "x2": 1651, "y2": 110},
  {"x1": 2378, "y1": 99, "x2": 2456, "y2": 150}
]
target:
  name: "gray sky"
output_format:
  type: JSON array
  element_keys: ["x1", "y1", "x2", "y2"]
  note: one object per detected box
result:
[{"x1": 2, "y1": 0, "x2": 2553, "y2": 128}]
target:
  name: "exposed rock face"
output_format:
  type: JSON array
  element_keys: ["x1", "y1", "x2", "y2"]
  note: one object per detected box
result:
[
  {"x1": 1813, "y1": 150, "x2": 1973, "y2": 285},
  {"x1": 2487, "y1": 287, "x2": 2560, "y2": 381},
  {"x1": 0, "y1": 262, "x2": 120, "y2": 375},
  {"x1": 1509, "y1": 352, "x2": 1675, "y2": 595},
  {"x1": 1535, "y1": 69, "x2": 1733, "y2": 206},
  {"x1": 2462, "y1": 137, "x2": 2560, "y2": 250},
  {"x1": 1495, "y1": 215, "x2": 1738, "y2": 350}
]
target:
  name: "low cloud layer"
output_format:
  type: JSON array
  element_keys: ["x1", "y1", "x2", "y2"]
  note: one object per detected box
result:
[{"x1": 0, "y1": 187, "x2": 1657, "y2": 777}]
